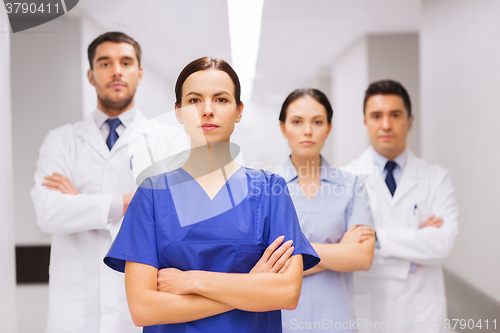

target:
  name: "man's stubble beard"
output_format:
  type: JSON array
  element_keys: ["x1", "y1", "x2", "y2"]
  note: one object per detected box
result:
[{"x1": 98, "y1": 88, "x2": 136, "y2": 112}]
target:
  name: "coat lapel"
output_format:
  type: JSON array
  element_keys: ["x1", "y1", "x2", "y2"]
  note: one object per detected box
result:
[
  {"x1": 363, "y1": 148, "x2": 393, "y2": 203},
  {"x1": 75, "y1": 116, "x2": 109, "y2": 160},
  {"x1": 110, "y1": 109, "x2": 148, "y2": 155},
  {"x1": 391, "y1": 151, "x2": 419, "y2": 206}
]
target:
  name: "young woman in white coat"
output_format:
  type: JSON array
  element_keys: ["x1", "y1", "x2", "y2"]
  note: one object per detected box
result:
[{"x1": 278, "y1": 89, "x2": 375, "y2": 332}]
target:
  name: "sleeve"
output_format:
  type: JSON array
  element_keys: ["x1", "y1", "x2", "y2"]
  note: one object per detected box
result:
[
  {"x1": 266, "y1": 176, "x2": 320, "y2": 271},
  {"x1": 346, "y1": 176, "x2": 374, "y2": 229},
  {"x1": 30, "y1": 129, "x2": 114, "y2": 235},
  {"x1": 356, "y1": 252, "x2": 411, "y2": 280},
  {"x1": 104, "y1": 178, "x2": 159, "y2": 273},
  {"x1": 377, "y1": 170, "x2": 459, "y2": 265},
  {"x1": 108, "y1": 195, "x2": 124, "y2": 224}
]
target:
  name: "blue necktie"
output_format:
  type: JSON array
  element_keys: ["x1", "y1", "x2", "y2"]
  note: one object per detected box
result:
[
  {"x1": 105, "y1": 118, "x2": 122, "y2": 150},
  {"x1": 385, "y1": 161, "x2": 397, "y2": 196}
]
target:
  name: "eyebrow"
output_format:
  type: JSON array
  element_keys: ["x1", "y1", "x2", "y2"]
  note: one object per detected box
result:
[
  {"x1": 369, "y1": 109, "x2": 403, "y2": 114},
  {"x1": 186, "y1": 91, "x2": 231, "y2": 97},
  {"x1": 96, "y1": 56, "x2": 135, "y2": 63}
]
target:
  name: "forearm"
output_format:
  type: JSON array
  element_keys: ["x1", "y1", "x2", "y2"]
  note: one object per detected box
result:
[
  {"x1": 303, "y1": 264, "x2": 326, "y2": 276},
  {"x1": 31, "y1": 185, "x2": 113, "y2": 234},
  {"x1": 130, "y1": 289, "x2": 233, "y2": 326},
  {"x1": 312, "y1": 237, "x2": 375, "y2": 272},
  {"x1": 125, "y1": 262, "x2": 233, "y2": 326},
  {"x1": 188, "y1": 255, "x2": 303, "y2": 312},
  {"x1": 377, "y1": 227, "x2": 458, "y2": 264}
]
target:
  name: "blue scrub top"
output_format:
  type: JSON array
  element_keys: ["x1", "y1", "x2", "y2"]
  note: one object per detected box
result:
[
  {"x1": 278, "y1": 156, "x2": 373, "y2": 333},
  {"x1": 104, "y1": 167, "x2": 319, "y2": 333}
]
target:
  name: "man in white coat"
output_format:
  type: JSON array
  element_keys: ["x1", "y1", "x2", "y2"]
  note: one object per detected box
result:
[
  {"x1": 346, "y1": 80, "x2": 459, "y2": 333},
  {"x1": 31, "y1": 32, "x2": 147, "y2": 333}
]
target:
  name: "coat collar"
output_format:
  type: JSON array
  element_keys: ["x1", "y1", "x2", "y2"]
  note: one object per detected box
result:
[
  {"x1": 355, "y1": 147, "x2": 422, "y2": 205},
  {"x1": 75, "y1": 109, "x2": 148, "y2": 160}
]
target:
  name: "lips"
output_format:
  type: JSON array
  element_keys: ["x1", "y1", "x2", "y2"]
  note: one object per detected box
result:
[
  {"x1": 109, "y1": 82, "x2": 126, "y2": 89},
  {"x1": 300, "y1": 141, "x2": 314, "y2": 145},
  {"x1": 200, "y1": 123, "x2": 219, "y2": 131}
]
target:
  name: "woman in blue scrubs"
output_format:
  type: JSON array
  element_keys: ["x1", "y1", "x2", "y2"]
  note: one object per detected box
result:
[
  {"x1": 104, "y1": 58, "x2": 319, "y2": 332},
  {"x1": 277, "y1": 89, "x2": 375, "y2": 332}
]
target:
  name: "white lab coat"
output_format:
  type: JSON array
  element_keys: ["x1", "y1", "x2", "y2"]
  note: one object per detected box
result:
[
  {"x1": 31, "y1": 110, "x2": 147, "y2": 333},
  {"x1": 345, "y1": 148, "x2": 459, "y2": 333}
]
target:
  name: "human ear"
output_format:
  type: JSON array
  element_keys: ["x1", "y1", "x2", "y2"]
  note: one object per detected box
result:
[
  {"x1": 408, "y1": 114, "x2": 414, "y2": 131},
  {"x1": 235, "y1": 102, "x2": 244, "y2": 123},
  {"x1": 175, "y1": 105, "x2": 184, "y2": 124},
  {"x1": 280, "y1": 121, "x2": 288, "y2": 138},
  {"x1": 137, "y1": 67, "x2": 143, "y2": 85},
  {"x1": 87, "y1": 69, "x2": 95, "y2": 86},
  {"x1": 326, "y1": 122, "x2": 332, "y2": 135}
]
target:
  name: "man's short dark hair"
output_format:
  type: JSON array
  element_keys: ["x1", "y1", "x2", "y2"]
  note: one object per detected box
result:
[
  {"x1": 87, "y1": 32, "x2": 142, "y2": 70},
  {"x1": 363, "y1": 80, "x2": 412, "y2": 117}
]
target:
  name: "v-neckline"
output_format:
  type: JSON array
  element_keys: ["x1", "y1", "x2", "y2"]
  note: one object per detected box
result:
[
  {"x1": 179, "y1": 167, "x2": 242, "y2": 201},
  {"x1": 297, "y1": 181, "x2": 321, "y2": 202}
]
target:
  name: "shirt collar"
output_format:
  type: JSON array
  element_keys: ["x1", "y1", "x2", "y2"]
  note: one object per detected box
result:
[
  {"x1": 370, "y1": 146, "x2": 408, "y2": 173},
  {"x1": 93, "y1": 107, "x2": 137, "y2": 129},
  {"x1": 280, "y1": 155, "x2": 345, "y2": 185}
]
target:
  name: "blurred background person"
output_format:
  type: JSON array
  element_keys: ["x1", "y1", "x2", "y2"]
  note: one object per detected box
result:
[
  {"x1": 30, "y1": 32, "x2": 146, "y2": 333},
  {"x1": 346, "y1": 80, "x2": 459, "y2": 333},
  {"x1": 277, "y1": 88, "x2": 375, "y2": 332}
]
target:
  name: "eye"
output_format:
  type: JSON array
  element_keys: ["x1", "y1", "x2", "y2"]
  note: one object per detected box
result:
[
  {"x1": 188, "y1": 98, "x2": 200, "y2": 104},
  {"x1": 101, "y1": 62, "x2": 110, "y2": 67},
  {"x1": 315, "y1": 120, "x2": 323, "y2": 125},
  {"x1": 372, "y1": 114, "x2": 380, "y2": 119},
  {"x1": 123, "y1": 62, "x2": 130, "y2": 66},
  {"x1": 291, "y1": 120, "x2": 300, "y2": 125},
  {"x1": 216, "y1": 97, "x2": 228, "y2": 103},
  {"x1": 392, "y1": 113, "x2": 400, "y2": 118}
]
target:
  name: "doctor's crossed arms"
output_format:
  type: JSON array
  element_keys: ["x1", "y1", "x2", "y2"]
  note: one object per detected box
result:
[{"x1": 42, "y1": 172, "x2": 135, "y2": 215}]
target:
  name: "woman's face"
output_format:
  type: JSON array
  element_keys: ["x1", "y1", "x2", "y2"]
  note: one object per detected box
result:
[
  {"x1": 280, "y1": 95, "x2": 331, "y2": 159},
  {"x1": 175, "y1": 69, "x2": 243, "y2": 145}
]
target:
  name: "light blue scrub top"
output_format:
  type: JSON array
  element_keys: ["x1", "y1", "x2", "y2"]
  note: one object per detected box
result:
[
  {"x1": 105, "y1": 167, "x2": 320, "y2": 333},
  {"x1": 279, "y1": 156, "x2": 373, "y2": 332}
]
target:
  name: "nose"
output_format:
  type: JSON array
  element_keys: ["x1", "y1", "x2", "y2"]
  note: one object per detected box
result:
[
  {"x1": 201, "y1": 101, "x2": 214, "y2": 118},
  {"x1": 304, "y1": 122, "x2": 312, "y2": 136},
  {"x1": 381, "y1": 115, "x2": 391, "y2": 131},
  {"x1": 112, "y1": 61, "x2": 123, "y2": 79}
]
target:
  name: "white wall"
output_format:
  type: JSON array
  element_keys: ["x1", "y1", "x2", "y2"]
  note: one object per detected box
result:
[
  {"x1": 421, "y1": 0, "x2": 500, "y2": 303},
  {"x1": 11, "y1": 17, "x2": 83, "y2": 245},
  {"x1": 367, "y1": 34, "x2": 420, "y2": 155},
  {"x1": 0, "y1": 7, "x2": 18, "y2": 332},
  {"x1": 331, "y1": 38, "x2": 370, "y2": 166}
]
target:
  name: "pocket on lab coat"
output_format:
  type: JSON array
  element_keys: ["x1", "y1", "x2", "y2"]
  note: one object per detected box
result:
[
  {"x1": 47, "y1": 259, "x2": 84, "y2": 330},
  {"x1": 415, "y1": 294, "x2": 446, "y2": 332}
]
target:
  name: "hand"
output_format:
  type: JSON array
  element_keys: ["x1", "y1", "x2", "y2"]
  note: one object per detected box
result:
[
  {"x1": 123, "y1": 193, "x2": 134, "y2": 215},
  {"x1": 249, "y1": 235, "x2": 294, "y2": 274},
  {"x1": 339, "y1": 225, "x2": 374, "y2": 244},
  {"x1": 157, "y1": 268, "x2": 191, "y2": 295},
  {"x1": 42, "y1": 172, "x2": 79, "y2": 195},
  {"x1": 420, "y1": 215, "x2": 443, "y2": 229}
]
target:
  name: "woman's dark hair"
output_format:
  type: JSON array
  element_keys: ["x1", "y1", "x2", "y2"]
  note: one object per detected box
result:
[
  {"x1": 175, "y1": 57, "x2": 241, "y2": 107},
  {"x1": 279, "y1": 88, "x2": 333, "y2": 124},
  {"x1": 363, "y1": 80, "x2": 412, "y2": 117},
  {"x1": 88, "y1": 32, "x2": 142, "y2": 70}
]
